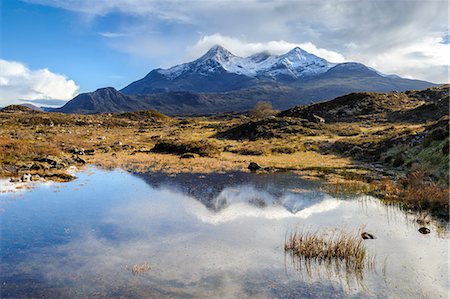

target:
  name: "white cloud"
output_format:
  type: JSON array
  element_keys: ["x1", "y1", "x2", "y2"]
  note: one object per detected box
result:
[
  {"x1": 349, "y1": 36, "x2": 450, "y2": 83},
  {"x1": 186, "y1": 34, "x2": 346, "y2": 62},
  {"x1": 99, "y1": 31, "x2": 129, "y2": 38},
  {"x1": 0, "y1": 59, "x2": 79, "y2": 106}
]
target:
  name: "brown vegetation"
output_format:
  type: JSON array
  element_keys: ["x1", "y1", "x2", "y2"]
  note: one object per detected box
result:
[
  {"x1": 285, "y1": 229, "x2": 374, "y2": 276},
  {"x1": 249, "y1": 101, "x2": 278, "y2": 118},
  {"x1": 377, "y1": 170, "x2": 449, "y2": 220}
]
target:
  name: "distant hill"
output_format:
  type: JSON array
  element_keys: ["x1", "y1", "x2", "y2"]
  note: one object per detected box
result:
[
  {"x1": 55, "y1": 45, "x2": 436, "y2": 115},
  {"x1": 1, "y1": 104, "x2": 43, "y2": 112}
]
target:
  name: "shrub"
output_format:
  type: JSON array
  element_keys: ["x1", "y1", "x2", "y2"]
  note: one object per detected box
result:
[{"x1": 249, "y1": 101, "x2": 277, "y2": 118}]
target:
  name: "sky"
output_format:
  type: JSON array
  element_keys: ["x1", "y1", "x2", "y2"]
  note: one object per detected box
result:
[{"x1": 0, "y1": 0, "x2": 449, "y2": 106}]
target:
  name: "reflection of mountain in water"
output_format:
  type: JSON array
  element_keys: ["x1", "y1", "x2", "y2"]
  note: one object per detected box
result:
[{"x1": 134, "y1": 172, "x2": 327, "y2": 213}]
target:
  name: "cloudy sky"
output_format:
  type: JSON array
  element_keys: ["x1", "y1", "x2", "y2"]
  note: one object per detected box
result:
[{"x1": 1, "y1": 0, "x2": 449, "y2": 106}]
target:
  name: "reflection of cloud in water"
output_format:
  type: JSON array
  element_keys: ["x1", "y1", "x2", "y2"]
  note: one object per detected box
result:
[
  {"x1": 187, "y1": 186, "x2": 340, "y2": 224},
  {"x1": 32, "y1": 186, "x2": 345, "y2": 298},
  {"x1": 0, "y1": 179, "x2": 55, "y2": 196}
]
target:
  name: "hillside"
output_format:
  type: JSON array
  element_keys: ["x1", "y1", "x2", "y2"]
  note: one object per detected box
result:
[{"x1": 279, "y1": 85, "x2": 449, "y2": 123}]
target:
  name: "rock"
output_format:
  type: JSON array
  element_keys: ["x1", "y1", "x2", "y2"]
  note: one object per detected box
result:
[
  {"x1": 73, "y1": 156, "x2": 86, "y2": 164},
  {"x1": 43, "y1": 173, "x2": 76, "y2": 182},
  {"x1": 69, "y1": 147, "x2": 85, "y2": 155},
  {"x1": 248, "y1": 162, "x2": 262, "y2": 172},
  {"x1": 84, "y1": 149, "x2": 95, "y2": 155},
  {"x1": 30, "y1": 162, "x2": 51, "y2": 171},
  {"x1": 262, "y1": 167, "x2": 276, "y2": 172},
  {"x1": 312, "y1": 114, "x2": 325, "y2": 123},
  {"x1": 418, "y1": 227, "x2": 430, "y2": 234},
  {"x1": 180, "y1": 153, "x2": 198, "y2": 159},
  {"x1": 35, "y1": 155, "x2": 67, "y2": 169},
  {"x1": 361, "y1": 232, "x2": 376, "y2": 239},
  {"x1": 21, "y1": 173, "x2": 31, "y2": 182},
  {"x1": 134, "y1": 147, "x2": 152, "y2": 153}
]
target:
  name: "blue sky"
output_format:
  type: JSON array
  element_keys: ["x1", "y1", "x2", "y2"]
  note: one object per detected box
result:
[
  {"x1": 2, "y1": 0, "x2": 148, "y2": 91},
  {"x1": 0, "y1": 0, "x2": 448, "y2": 106}
]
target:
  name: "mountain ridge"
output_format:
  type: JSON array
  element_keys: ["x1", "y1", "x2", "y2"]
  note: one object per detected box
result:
[{"x1": 55, "y1": 45, "x2": 437, "y2": 115}]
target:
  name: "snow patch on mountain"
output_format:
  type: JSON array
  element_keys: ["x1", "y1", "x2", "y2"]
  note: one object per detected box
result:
[{"x1": 157, "y1": 45, "x2": 335, "y2": 80}]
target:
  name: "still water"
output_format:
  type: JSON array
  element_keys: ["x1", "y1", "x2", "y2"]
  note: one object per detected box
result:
[{"x1": 0, "y1": 168, "x2": 448, "y2": 298}]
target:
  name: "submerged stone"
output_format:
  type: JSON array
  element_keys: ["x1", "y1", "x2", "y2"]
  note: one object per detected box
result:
[
  {"x1": 361, "y1": 232, "x2": 376, "y2": 239},
  {"x1": 418, "y1": 227, "x2": 431, "y2": 234}
]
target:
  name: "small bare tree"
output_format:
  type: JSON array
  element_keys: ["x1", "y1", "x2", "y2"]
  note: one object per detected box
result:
[{"x1": 249, "y1": 101, "x2": 277, "y2": 118}]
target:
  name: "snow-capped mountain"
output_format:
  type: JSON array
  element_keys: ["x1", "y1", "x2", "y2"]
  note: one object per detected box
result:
[
  {"x1": 58, "y1": 45, "x2": 436, "y2": 115},
  {"x1": 121, "y1": 45, "x2": 337, "y2": 94},
  {"x1": 157, "y1": 45, "x2": 333, "y2": 80}
]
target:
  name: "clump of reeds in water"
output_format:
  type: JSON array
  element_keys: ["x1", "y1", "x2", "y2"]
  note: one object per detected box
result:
[
  {"x1": 285, "y1": 229, "x2": 374, "y2": 277},
  {"x1": 127, "y1": 263, "x2": 151, "y2": 275}
]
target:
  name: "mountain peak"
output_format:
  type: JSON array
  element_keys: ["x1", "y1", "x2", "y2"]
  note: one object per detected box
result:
[
  {"x1": 208, "y1": 45, "x2": 229, "y2": 53},
  {"x1": 282, "y1": 46, "x2": 323, "y2": 61},
  {"x1": 288, "y1": 46, "x2": 306, "y2": 53},
  {"x1": 200, "y1": 45, "x2": 235, "y2": 61}
]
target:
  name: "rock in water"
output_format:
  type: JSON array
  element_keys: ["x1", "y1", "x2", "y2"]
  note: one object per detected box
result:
[
  {"x1": 361, "y1": 232, "x2": 376, "y2": 239},
  {"x1": 418, "y1": 227, "x2": 431, "y2": 234}
]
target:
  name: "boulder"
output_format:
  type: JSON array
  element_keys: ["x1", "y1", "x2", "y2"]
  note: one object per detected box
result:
[{"x1": 248, "y1": 162, "x2": 262, "y2": 172}]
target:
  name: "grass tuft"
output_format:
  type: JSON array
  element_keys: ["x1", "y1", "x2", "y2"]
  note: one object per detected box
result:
[
  {"x1": 127, "y1": 263, "x2": 151, "y2": 275},
  {"x1": 285, "y1": 228, "x2": 374, "y2": 275}
]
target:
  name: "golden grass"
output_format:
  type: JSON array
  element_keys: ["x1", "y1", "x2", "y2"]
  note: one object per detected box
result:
[
  {"x1": 0, "y1": 136, "x2": 61, "y2": 162},
  {"x1": 88, "y1": 150, "x2": 352, "y2": 174},
  {"x1": 285, "y1": 228, "x2": 375, "y2": 275}
]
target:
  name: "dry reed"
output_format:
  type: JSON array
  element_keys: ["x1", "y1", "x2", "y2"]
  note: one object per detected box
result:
[
  {"x1": 285, "y1": 228, "x2": 374, "y2": 275},
  {"x1": 128, "y1": 263, "x2": 151, "y2": 275}
]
